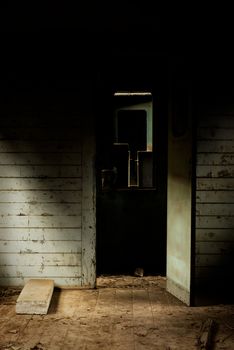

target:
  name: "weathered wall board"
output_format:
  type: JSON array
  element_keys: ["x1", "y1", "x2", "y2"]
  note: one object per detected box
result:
[
  {"x1": 0, "y1": 90, "x2": 96, "y2": 287},
  {"x1": 195, "y1": 112, "x2": 234, "y2": 290}
]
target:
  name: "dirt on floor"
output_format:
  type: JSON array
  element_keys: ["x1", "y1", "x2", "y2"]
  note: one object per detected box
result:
[{"x1": 0, "y1": 275, "x2": 234, "y2": 350}]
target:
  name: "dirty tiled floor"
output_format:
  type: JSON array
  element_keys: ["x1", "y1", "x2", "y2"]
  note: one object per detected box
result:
[{"x1": 0, "y1": 276, "x2": 234, "y2": 349}]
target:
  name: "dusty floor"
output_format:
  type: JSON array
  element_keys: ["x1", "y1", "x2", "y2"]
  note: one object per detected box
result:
[{"x1": 0, "y1": 275, "x2": 234, "y2": 350}]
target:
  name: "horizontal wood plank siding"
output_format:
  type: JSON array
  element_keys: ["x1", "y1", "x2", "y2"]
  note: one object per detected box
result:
[
  {"x1": 195, "y1": 112, "x2": 234, "y2": 288},
  {"x1": 0, "y1": 253, "x2": 81, "y2": 266},
  {"x1": 0, "y1": 95, "x2": 83, "y2": 286}
]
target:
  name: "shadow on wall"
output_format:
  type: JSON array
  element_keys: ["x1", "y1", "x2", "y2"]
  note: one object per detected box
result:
[{"x1": 0, "y1": 86, "x2": 87, "y2": 286}]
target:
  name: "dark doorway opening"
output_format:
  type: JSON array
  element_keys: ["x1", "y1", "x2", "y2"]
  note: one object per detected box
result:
[
  {"x1": 96, "y1": 60, "x2": 168, "y2": 277},
  {"x1": 96, "y1": 51, "x2": 168, "y2": 276}
]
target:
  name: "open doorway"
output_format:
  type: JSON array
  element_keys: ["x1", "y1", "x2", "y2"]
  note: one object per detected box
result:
[{"x1": 96, "y1": 89, "x2": 168, "y2": 277}]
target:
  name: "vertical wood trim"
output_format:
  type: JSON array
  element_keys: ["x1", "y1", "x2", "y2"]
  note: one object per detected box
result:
[
  {"x1": 81, "y1": 88, "x2": 96, "y2": 288},
  {"x1": 166, "y1": 74, "x2": 193, "y2": 305}
]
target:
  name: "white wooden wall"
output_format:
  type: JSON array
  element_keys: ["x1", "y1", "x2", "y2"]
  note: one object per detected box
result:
[
  {"x1": 196, "y1": 114, "x2": 234, "y2": 287},
  {"x1": 0, "y1": 91, "x2": 96, "y2": 287}
]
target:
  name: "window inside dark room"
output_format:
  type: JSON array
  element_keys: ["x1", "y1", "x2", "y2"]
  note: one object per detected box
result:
[{"x1": 101, "y1": 91, "x2": 154, "y2": 190}]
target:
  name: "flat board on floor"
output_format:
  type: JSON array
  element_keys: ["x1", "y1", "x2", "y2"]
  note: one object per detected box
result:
[{"x1": 16, "y1": 279, "x2": 54, "y2": 315}]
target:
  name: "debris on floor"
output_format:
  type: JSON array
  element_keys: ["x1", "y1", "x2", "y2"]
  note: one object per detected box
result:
[
  {"x1": 30, "y1": 342, "x2": 44, "y2": 350},
  {"x1": 198, "y1": 318, "x2": 216, "y2": 349},
  {"x1": 0, "y1": 276, "x2": 233, "y2": 349},
  {"x1": 0, "y1": 288, "x2": 21, "y2": 306},
  {"x1": 134, "y1": 267, "x2": 144, "y2": 277},
  {"x1": 0, "y1": 289, "x2": 21, "y2": 298}
]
